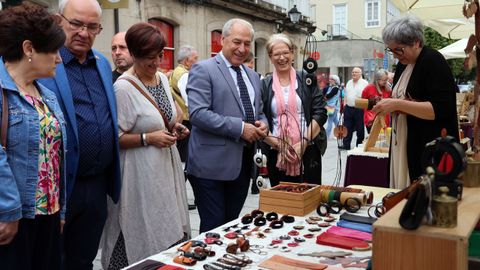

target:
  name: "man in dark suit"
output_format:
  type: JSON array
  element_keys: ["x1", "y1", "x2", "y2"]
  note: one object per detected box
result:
[
  {"x1": 39, "y1": 0, "x2": 121, "y2": 268},
  {"x1": 186, "y1": 18, "x2": 268, "y2": 233}
]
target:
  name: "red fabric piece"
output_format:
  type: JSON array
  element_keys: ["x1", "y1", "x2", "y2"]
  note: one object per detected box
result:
[
  {"x1": 326, "y1": 226, "x2": 372, "y2": 242},
  {"x1": 361, "y1": 84, "x2": 391, "y2": 127},
  {"x1": 438, "y1": 153, "x2": 453, "y2": 173},
  {"x1": 316, "y1": 232, "x2": 370, "y2": 250}
]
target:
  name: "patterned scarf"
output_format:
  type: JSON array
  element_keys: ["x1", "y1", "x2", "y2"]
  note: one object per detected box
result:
[{"x1": 272, "y1": 67, "x2": 301, "y2": 176}]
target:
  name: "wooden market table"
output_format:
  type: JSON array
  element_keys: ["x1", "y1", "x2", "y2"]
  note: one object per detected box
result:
[{"x1": 125, "y1": 185, "x2": 397, "y2": 270}]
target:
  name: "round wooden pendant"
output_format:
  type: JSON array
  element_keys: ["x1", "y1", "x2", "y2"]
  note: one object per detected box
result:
[{"x1": 333, "y1": 125, "x2": 348, "y2": 139}]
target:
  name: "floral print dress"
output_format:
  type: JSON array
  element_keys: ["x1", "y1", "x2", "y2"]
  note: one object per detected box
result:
[{"x1": 23, "y1": 93, "x2": 63, "y2": 215}]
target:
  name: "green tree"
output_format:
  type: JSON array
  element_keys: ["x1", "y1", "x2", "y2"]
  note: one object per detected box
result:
[{"x1": 424, "y1": 27, "x2": 475, "y2": 83}]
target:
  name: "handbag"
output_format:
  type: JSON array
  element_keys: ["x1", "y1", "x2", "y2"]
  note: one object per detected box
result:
[
  {"x1": 312, "y1": 126, "x2": 327, "y2": 156},
  {"x1": 1, "y1": 88, "x2": 8, "y2": 149},
  {"x1": 399, "y1": 180, "x2": 430, "y2": 230}
]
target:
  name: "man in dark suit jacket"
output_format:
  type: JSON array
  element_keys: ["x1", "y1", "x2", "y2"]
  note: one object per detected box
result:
[
  {"x1": 187, "y1": 18, "x2": 268, "y2": 233},
  {"x1": 39, "y1": 0, "x2": 121, "y2": 268}
]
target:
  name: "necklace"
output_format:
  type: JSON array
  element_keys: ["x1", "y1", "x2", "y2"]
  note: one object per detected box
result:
[
  {"x1": 134, "y1": 68, "x2": 159, "y2": 88},
  {"x1": 11, "y1": 78, "x2": 40, "y2": 98},
  {"x1": 4, "y1": 64, "x2": 39, "y2": 98}
]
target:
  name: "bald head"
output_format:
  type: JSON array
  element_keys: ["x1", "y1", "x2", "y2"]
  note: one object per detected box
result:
[
  {"x1": 112, "y1": 32, "x2": 133, "y2": 73},
  {"x1": 352, "y1": 67, "x2": 362, "y2": 82}
]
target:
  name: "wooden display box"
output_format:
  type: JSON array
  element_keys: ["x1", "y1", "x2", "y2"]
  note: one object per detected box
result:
[
  {"x1": 373, "y1": 187, "x2": 480, "y2": 270},
  {"x1": 259, "y1": 182, "x2": 320, "y2": 216}
]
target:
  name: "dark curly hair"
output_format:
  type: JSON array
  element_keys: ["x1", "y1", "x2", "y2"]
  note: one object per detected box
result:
[
  {"x1": 0, "y1": 2, "x2": 66, "y2": 62},
  {"x1": 125, "y1": 22, "x2": 166, "y2": 59}
]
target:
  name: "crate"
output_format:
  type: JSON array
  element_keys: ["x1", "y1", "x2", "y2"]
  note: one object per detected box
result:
[
  {"x1": 373, "y1": 187, "x2": 480, "y2": 270},
  {"x1": 259, "y1": 182, "x2": 321, "y2": 216}
]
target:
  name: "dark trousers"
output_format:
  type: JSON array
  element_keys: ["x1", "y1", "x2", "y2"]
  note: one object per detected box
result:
[
  {"x1": 0, "y1": 212, "x2": 61, "y2": 270},
  {"x1": 189, "y1": 147, "x2": 253, "y2": 233},
  {"x1": 63, "y1": 177, "x2": 107, "y2": 270},
  {"x1": 267, "y1": 145, "x2": 322, "y2": 187},
  {"x1": 343, "y1": 105, "x2": 365, "y2": 150}
]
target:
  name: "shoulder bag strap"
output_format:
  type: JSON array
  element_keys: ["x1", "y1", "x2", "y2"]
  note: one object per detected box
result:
[
  {"x1": 119, "y1": 78, "x2": 173, "y2": 133},
  {"x1": 1, "y1": 88, "x2": 8, "y2": 150}
]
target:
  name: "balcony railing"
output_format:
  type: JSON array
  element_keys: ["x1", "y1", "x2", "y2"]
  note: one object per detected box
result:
[{"x1": 326, "y1": 24, "x2": 362, "y2": 40}]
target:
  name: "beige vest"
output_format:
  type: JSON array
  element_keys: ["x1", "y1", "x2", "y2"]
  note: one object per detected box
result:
[{"x1": 169, "y1": 64, "x2": 189, "y2": 121}]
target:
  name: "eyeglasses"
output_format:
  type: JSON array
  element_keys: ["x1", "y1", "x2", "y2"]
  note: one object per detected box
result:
[
  {"x1": 271, "y1": 51, "x2": 291, "y2": 59},
  {"x1": 385, "y1": 47, "x2": 405, "y2": 56},
  {"x1": 60, "y1": 14, "x2": 103, "y2": 35}
]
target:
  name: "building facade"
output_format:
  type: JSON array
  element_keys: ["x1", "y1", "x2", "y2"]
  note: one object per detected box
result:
[
  {"x1": 1, "y1": 0, "x2": 316, "y2": 76},
  {"x1": 311, "y1": 0, "x2": 402, "y2": 83}
]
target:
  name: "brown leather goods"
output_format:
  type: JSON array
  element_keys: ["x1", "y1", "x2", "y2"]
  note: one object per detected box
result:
[
  {"x1": 177, "y1": 241, "x2": 192, "y2": 253},
  {"x1": 333, "y1": 125, "x2": 348, "y2": 139},
  {"x1": 182, "y1": 251, "x2": 207, "y2": 261},
  {"x1": 119, "y1": 78, "x2": 173, "y2": 133},
  {"x1": 193, "y1": 247, "x2": 215, "y2": 257},
  {"x1": 382, "y1": 180, "x2": 419, "y2": 212},
  {"x1": 236, "y1": 237, "x2": 250, "y2": 252},
  {"x1": 226, "y1": 243, "x2": 238, "y2": 254},
  {"x1": 217, "y1": 257, "x2": 246, "y2": 267},
  {"x1": 316, "y1": 232, "x2": 371, "y2": 251},
  {"x1": 1, "y1": 88, "x2": 8, "y2": 149},
  {"x1": 173, "y1": 255, "x2": 196, "y2": 266},
  {"x1": 223, "y1": 253, "x2": 252, "y2": 264},
  {"x1": 258, "y1": 254, "x2": 328, "y2": 270}
]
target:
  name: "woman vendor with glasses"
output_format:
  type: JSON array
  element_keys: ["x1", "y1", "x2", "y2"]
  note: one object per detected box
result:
[{"x1": 373, "y1": 15, "x2": 459, "y2": 189}]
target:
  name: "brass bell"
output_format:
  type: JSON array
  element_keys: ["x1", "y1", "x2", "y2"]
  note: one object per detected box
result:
[{"x1": 431, "y1": 186, "x2": 457, "y2": 228}]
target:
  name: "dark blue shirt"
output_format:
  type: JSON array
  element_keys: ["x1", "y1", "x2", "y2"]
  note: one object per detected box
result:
[{"x1": 60, "y1": 47, "x2": 114, "y2": 178}]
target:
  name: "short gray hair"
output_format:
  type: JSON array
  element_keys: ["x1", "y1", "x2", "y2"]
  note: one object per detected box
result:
[
  {"x1": 382, "y1": 15, "x2": 423, "y2": 46},
  {"x1": 329, "y1": 74, "x2": 340, "y2": 85},
  {"x1": 222, "y1": 18, "x2": 254, "y2": 39},
  {"x1": 266, "y1": 33, "x2": 293, "y2": 55},
  {"x1": 58, "y1": 0, "x2": 102, "y2": 16},
  {"x1": 177, "y1": 45, "x2": 196, "y2": 63}
]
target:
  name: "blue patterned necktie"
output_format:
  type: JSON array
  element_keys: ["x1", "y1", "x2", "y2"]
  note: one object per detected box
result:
[{"x1": 231, "y1": 66, "x2": 255, "y2": 124}]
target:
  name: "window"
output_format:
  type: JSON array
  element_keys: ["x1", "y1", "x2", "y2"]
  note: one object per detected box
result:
[
  {"x1": 386, "y1": 0, "x2": 400, "y2": 23},
  {"x1": 333, "y1": 4, "x2": 347, "y2": 36},
  {"x1": 148, "y1": 19, "x2": 174, "y2": 72},
  {"x1": 211, "y1": 30, "x2": 222, "y2": 57},
  {"x1": 365, "y1": 0, "x2": 380, "y2": 28}
]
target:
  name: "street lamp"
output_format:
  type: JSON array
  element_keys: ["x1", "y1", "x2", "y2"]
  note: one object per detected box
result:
[
  {"x1": 288, "y1": 5, "x2": 301, "y2": 24},
  {"x1": 276, "y1": 5, "x2": 316, "y2": 34}
]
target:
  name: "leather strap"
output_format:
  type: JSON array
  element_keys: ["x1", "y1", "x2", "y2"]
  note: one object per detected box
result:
[
  {"x1": 119, "y1": 77, "x2": 173, "y2": 133},
  {"x1": 336, "y1": 219, "x2": 373, "y2": 233},
  {"x1": 259, "y1": 255, "x2": 328, "y2": 270},
  {"x1": 327, "y1": 226, "x2": 372, "y2": 242},
  {"x1": 1, "y1": 88, "x2": 8, "y2": 150},
  {"x1": 316, "y1": 232, "x2": 371, "y2": 251}
]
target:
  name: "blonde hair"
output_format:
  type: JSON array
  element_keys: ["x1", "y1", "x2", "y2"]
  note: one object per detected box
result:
[{"x1": 266, "y1": 33, "x2": 293, "y2": 56}]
